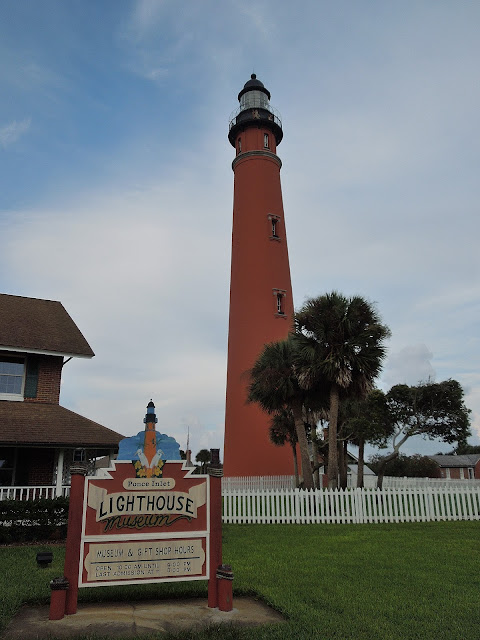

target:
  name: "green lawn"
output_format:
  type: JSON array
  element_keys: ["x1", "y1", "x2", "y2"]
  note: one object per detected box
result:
[{"x1": 1, "y1": 521, "x2": 479, "y2": 639}]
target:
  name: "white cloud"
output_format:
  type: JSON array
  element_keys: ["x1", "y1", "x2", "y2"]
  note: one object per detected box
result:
[
  {"x1": 0, "y1": 118, "x2": 31, "y2": 148},
  {"x1": 1, "y1": 1, "x2": 480, "y2": 459},
  {"x1": 0, "y1": 165, "x2": 231, "y2": 457},
  {"x1": 381, "y1": 344, "x2": 436, "y2": 388}
]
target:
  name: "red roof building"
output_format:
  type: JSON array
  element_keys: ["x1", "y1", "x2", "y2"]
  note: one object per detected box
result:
[{"x1": 0, "y1": 294, "x2": 124, "y2": 495}]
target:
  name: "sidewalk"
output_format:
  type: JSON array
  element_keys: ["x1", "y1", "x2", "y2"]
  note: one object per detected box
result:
[{"x1": 2, "y1": 597, "x2": 286, "y2": 639}]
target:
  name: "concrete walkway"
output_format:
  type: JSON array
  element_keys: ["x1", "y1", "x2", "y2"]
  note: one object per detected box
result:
[{"x1": 2, "y1": 597, "x2": 286, "y2": 639}]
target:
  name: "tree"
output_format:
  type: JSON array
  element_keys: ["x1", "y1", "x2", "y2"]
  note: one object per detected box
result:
[
  {"x1": 374, "y1": 379, "x2": 471, "y2": 488},
  {"x1": 269, "y1": 409, "x2": 300, "y2": 487},
  {"x1": 368, "y1": 453, "x2": 439, "y2": 478},
  {"x1": 295, "y1": 292, "x2": 391, "y2": 488},
  {"x1": 447, "y1": 443, "x2": 480, "y2": 455},
  {"x1": 248, "y1": 337, "x2": 315, "y2": 489},
  {"x1": 340, "y1": 389, "x2": 393, "y2": 487},
  {"x1": 195, "y1": 449, "x2": 211, "y2": 473}
]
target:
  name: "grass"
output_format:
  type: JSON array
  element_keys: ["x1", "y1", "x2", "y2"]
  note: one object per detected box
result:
[{"x1": 1, "y1": 521, "x2": 479, "y2": 639}]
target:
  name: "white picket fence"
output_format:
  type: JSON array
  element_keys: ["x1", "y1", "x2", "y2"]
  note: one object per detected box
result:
[
  {"x1": 0, "y1": 486, "x2": 70, "y2": 500},
  {"x1": 222, "y1": 475, "x2": 296, "y2": 491},
  {"x1": 222, "y1": 486, "x2": 480, "y2": 524},
  {"x1": 222, "y1": 475, "x2": 480, "y2": 491},
  {"x1": 382, "y1": 476, "x2": 480, "y2": 489}
]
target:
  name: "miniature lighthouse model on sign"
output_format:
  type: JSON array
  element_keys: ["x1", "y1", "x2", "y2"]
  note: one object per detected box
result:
[
  {"x1": 224, "y1": 74, "x2": 295, "y2": 477},
  {"x1": 141, "y1": 400, "x2": 163, "y2": 475}
]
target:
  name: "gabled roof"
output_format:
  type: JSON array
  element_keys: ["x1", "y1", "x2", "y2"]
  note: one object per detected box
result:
[
  {"x1": 428, "y1": 454, "x2": 480, "y2": 468},
  {"x1": 348, "y1": 464, "x2": 376, "y2": 476},
  {"x1": 0, "y1": 401, "x2": 123, "y2": 448},
  {"x1": 0, "y1": 294, "x2": 94, "y2": 358}
]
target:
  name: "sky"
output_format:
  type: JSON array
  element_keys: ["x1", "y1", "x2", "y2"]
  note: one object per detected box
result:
[{"x1": 1, "y1": 0, "x2": 479, "y2": 462}]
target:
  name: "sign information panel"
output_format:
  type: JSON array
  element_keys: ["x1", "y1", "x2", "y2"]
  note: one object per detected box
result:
[{"x1": 79, "y1": 460, "x2": 209, "y2": 587}]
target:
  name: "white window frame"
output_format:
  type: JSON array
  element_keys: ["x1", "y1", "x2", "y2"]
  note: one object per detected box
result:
[
  {"x1": 0, "y1": 356, "x2": 25, "y2": 401},
  {"x1": 264, "y1": 132, "x2": 269, "y2": 148}
]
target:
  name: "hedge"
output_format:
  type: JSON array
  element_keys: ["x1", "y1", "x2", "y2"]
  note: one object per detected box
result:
[{"x1": 0, "y1": 497, "x2": 69, "y2": 544}]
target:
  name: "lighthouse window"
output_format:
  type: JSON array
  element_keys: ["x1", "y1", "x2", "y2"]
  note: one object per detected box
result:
[
  {"x1": 277, "y1": 294, "x2": 284, "y2": 314},
  {"x1": 237, "y1": 138, "x2": 242, "y2": 153},
  {"x1": 0, "y1": 357, "x2": 25, "y2": 399},
  {"x1": 268, "y1": 214, "x2": 281, "y2": 240},
  {"x1": 273, "y1": 289, "x2": 287, "y2": 317},
  {"x1": 240, "y1": 89, "x2": 269, "y2": 110},
  {"x1": 271, "y1": 218, "x2": 278, "y2": 237},
  {"x1": 264, "y1": 133, "x2": 269, "y2": 148}
]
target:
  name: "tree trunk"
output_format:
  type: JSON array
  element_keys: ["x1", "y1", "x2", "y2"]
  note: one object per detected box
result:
[
  {"x1": 292, "y1": 401, "x2": 314, "y2": 490},
  {"x1": 327, "y1": 384, "x2": 340, "y2": 489},
  {"x1": 376, "y1": 451, "x2": 399, "y2": 489},
  {"x1": 338, "y1": 439, "x2": 347, "y2": 488},
  {"x1": 357, "y1": 438, "x2": 365, "y2": 488},
  {"x1": 311, "y1": 427, "x2": 320, "y2": 489},
  {"x1": 291, "y1": 443, "x2": 300, "y2": 488}
]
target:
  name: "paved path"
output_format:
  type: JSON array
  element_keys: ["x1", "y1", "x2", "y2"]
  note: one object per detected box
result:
[{"x1": 2, "y1": 597, "x2": 286, "y2": 639}]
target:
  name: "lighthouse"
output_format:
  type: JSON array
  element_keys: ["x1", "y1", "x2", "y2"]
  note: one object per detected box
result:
[{"x1": 223, "y1": 74, "x2": 295, "y2": 477}]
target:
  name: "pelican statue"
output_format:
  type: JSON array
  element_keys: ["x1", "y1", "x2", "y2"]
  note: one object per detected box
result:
[
  {"x1": 136, "y1": 449, "x2": 149, "y2": 467},
  {"x1": 149, "y1": 449, "x2": 164, "y2": 468}
]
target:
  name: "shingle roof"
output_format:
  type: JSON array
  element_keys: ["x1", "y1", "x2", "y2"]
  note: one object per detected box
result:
[
  {"x1": 0, "y1": 294, "x2": 94, "y2": 357},
  {"x1": 428, "y1": 454, "x2": 480, "y2": 468},
  {"x1": 0, "y1": 401, "x2": 124, "y2": 448}
]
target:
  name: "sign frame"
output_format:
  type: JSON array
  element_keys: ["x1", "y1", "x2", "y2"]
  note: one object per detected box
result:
[{"x1": 78, "y1": 460, "x2": 210, "y2": 588}]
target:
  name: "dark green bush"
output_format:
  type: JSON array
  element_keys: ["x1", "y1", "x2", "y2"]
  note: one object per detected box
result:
[{"x1": 0, "y1": 497, "x2": 69, "y2": 543}]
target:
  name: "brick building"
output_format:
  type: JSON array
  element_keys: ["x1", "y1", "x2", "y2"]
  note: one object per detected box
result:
[
  {"x1": 0, "y1": 293, "x2": 123, "y2": 493},
  {"x1": 428, "y1": 454, "x2": 480, "y2": 480}
]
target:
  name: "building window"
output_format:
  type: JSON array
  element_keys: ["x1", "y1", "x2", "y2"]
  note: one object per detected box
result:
[
  {"x1": 264, "y1": 133, "x2": 269, "y2": 148},
  {"x1": 73, "y1": 448, "x2": 86, "y2": 463},
  {"x1": 0, "y1": 357, "x2": 25, "y2": 399},
  {"x1": 0, "y1": 447, "x2": 16, "y2": 486},
  {"x1": 273, "y1": 289, "x2": 287, "y2": 317},
  {"x1": 468, "y1": 468, "x2": 474, "y2": 479},
  {"x1": 237, "y1": 137, "x2": 242, "y2": 154},
  {"x1": 267, "y1": 214, "x2": 281, "y2": 240}
]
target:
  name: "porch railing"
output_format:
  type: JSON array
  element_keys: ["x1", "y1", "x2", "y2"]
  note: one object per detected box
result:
[{"x1": 0, "y1": 486, "x2": 71, "y2": 500}]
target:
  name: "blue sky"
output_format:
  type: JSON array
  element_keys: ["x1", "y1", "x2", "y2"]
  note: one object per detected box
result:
[{"x1": 1, "y1": 1, "x2": 479, "y2": 460}]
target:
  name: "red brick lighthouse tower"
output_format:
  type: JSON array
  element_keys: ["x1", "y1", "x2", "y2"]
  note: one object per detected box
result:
[{"x1": 224, "y1": 74, "x2": 294, "y2": 477}]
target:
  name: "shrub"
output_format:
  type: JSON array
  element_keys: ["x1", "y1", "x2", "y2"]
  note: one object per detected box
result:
[{"x1": 0, "y1": 497, "x2": 69, "y2": 544}]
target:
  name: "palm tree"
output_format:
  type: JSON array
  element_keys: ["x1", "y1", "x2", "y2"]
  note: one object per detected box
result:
[
  {"x1": 295, "y1": 292, "x2": 390, "y2": 489},
  {"x1": 248, "y1": 337, "x2": 315, "y2": 490},
  {"x1": 269, "y1": 409, "x2": 300, "y2": 487}
]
